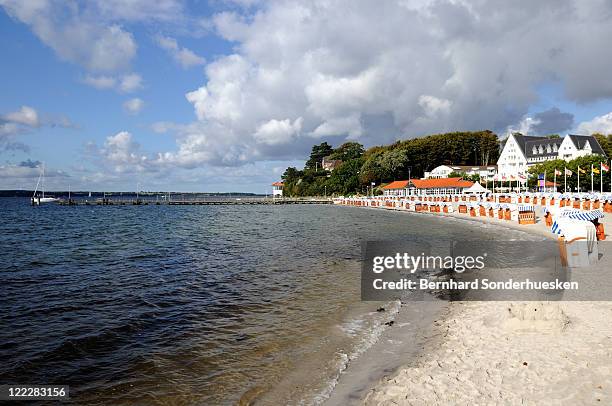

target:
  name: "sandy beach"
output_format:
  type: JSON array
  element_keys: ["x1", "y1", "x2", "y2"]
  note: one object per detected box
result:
[{"x1": 330, "y1": 202, "x2": 612, "y2": 405}]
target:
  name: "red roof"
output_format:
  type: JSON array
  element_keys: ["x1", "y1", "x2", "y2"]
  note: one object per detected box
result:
[
  {"x1": 272, "y1": 181, "x2": 284, "y2": 186},
  {"x1": 410, "y1": 177, "x2": 474, "y2": 189},
  {"x1": 382, "y1": 180, "x2": 410, "y2": 190}
]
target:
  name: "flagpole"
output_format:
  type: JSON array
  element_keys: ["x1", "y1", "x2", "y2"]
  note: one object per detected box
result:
[
  {"x1": 601, "y1": 162, "x2": 603, "y2": 194},
  {"x1": 554, "y1": 170, "x2": 557, "y2": 194},
  {"x1": 578, "y1": 167, "x2": 580, "y2": 193},
  {"x1": 591, "y1": 164, "x2": 594, "y2": 193},
  {"x1": 564, "y1": 167, "x2": 567, "y2": 193}
]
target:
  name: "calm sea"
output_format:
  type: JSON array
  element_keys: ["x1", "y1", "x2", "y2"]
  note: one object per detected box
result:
[{"x1": 0, "y1": 198, "x2": 529, "y2": 405}]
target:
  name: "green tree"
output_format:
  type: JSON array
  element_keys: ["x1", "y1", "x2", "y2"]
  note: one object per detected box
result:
[
  {"x1": 528, "y1": 156, "x2": 610, "y2": 192},
  {"x1": 329, "y1": 142, "x2": 365, "y2": 161},
  {"x1": 305, "y1": 142, "x2": 334, "y2": 170},
  {"x1": 325, "y1": 158, "x2": 364, "y2": 195},
  {"x1": 447, "y1": 171, "x2": 466, "y2": 178},
  {"x1": 593, "y1": 133, "x2": 612, "y2": 158}
]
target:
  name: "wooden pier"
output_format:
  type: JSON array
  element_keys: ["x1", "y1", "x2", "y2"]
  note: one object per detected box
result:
[{"x1": 57, "y1": 198, "x2": 332, "y2": 206}]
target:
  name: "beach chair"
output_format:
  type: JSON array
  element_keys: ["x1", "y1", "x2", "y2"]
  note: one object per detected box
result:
[
  {"x1": 553, "y1": 218, "x2": 599, "y2": 267},
  {"x1": 517, "y1": 205, "x2": 536, "y2": 225}
]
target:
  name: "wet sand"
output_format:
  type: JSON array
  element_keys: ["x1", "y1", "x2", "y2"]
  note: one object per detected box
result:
[{"x1": 328, "y1": 202, "x2": 612, "y2": 405}]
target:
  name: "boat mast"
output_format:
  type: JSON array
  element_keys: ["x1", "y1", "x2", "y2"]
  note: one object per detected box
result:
[
  {"x1": 33, "y1": 165, "x2": 42, "y2": 198},
  {"x1": 41, "y1": 162, "x2": 45, "y2": 199}
]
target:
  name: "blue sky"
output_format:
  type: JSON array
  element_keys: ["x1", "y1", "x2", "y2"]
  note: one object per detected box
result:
[{"x1": 2, "y1": 0, "x2": 612, "y2": 192}]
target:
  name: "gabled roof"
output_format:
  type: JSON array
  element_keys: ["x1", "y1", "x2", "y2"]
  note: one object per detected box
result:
[
  {"x1": 511, "y1": 133, "x2": 606, "y2": 158},
  {"x1": 410, "y1": 177, "x2": 474, "y2": 189},
  {"x1": 511, "y1": 133, "x2": 561, "y2": 159},
  {"x1": 382, "y1": 180, "x2": 410, "y2": 190},
  {"x1": 524, "y1": 138, "x2": 562, "y2": 158},
  {"x1": 272, "y1": 181, "x2": 284, "y2": 186},
  {"x1": 567, "y1": 134, "x2": 606, "y2": 156}
]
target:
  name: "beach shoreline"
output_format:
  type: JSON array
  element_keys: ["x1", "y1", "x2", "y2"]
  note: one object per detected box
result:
[{"x1": 324, "y1": 204, "x2": 612, "y2": 405}]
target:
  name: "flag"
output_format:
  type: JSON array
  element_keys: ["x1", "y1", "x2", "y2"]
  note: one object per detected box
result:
[
  {"x1": 564, "y1": 168, "x2": 573, "y2": 176},
  {"x1": 578, "y1": 166, "x2": 586, "y2": 174},
  {"x1": 554, "y1": 169, "x2": 562, "y2": 176},
  {"x1": 538, "y1": 173, "x2": 545, "y2": 187},
  {"x1": 602, "y1": 163, "x2": 610, "y2": 172},
  {"x1": 593, "y1": 166, "x2": 600, "y2": 175}
]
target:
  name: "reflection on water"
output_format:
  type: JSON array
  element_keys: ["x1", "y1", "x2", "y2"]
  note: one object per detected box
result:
[{"x1": 0, "y1": 199, "x2": 535, "y2": 404}]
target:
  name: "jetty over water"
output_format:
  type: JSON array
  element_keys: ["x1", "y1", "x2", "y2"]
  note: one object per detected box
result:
[{"x1": 57, "y1": 198, "x2": 332, "y2": 206}]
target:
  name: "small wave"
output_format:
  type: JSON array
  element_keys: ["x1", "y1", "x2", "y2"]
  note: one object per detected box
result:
[{"x1": 310, "y1": 300, "x2": 401, "y2": 405}]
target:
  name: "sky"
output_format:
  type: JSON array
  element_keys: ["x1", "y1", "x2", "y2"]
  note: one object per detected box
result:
[{"x1": 2, "y1": 0, "x2": 612, "y2": 193}]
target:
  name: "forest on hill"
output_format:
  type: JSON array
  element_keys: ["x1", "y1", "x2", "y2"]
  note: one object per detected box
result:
[{"x1": 281, "y1": 131, "x2": 500, "y2": 197}]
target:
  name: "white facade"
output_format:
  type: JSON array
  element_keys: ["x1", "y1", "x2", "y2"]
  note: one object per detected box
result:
[
  {"x1": 497, "y1": 133, "x2": 605, "y2": 178},
  {"x1": 558, "y1": 136, "x2": 593, "y2": 160},
  {"x1": 272, "y1": 183, "x2": 283, "y2": 197},
  {"x1": 497, "y1": 134, "x2": 528, "y2": 178},
  {"x1": 424, "y1": 165, "x2": 454, "y2": 179},
  {"x1": 425, "y1": 165, "x2": 497, "y2": 181},
  {"x1": 383, "y1": 188, "x2": 407, "y2": 197}
]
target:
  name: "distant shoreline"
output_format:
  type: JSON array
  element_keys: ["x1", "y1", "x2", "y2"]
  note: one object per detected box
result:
[{"x1": 0, "y1": 190, "x2": 265, "y2": 198}]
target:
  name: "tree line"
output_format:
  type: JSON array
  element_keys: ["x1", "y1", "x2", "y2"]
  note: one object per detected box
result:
[
  {"x1": 527, "y1": 155, "x2": 612, "y2": 193},
  {"x1": 281, "y1": 130, "x2": 500, "y2": 197}
]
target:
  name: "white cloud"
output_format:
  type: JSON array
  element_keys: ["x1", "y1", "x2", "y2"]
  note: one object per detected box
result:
[
  {"x1": 254, "y1": 117, "x2": 302, "y2": 145},
  {"x1": 0, "y1": 161, "x2": 66, "y2": 178},
  {"x1": 1, "y1": 106, "x2": 39, "y2": 151},
  {"x1": 101, "y1": 131, "x2": 149, "y2": 172},
  {"x1": 81, "y1": 73, "x2": 142, "y2": 93},
  {"x1": 507, "y1": 116, "x2": 540, "y2": 136},
  {"x1": 418, "y1": 95, "x2": 452, "y2": 117},
  {"x1": 151, "y1": 121, "x2": 179, "y2": 133},
  {"x1": 119, "y1": 73, "x2": 143, "y2": 93},
  {"x1": 10, "y1": 0, "x2": 612, "y2": 178},
  {"x1": 83, "y1": 75, "x2": 117, "y2": 89},
  {"x1": 123, "y1": 98, "x2": 144, "y2": 115},
  {"x1": 311, "y1": 115, "x2": 363, "y2": 139},
  {"x1": 2, "y1": 106, "x2": 39, "y2": 127},
  {"x1": 1, "y1": 105, "x2": 75, "y2": 152},
  {"x1": 1, "y1": 0, "x2": 137, "y2": 72},
  {"x1": 93, "y1": 0, "x2": 184, "y2": 22},
  {"x1": 155, "y1": 35, "x2": 206, "y2": 69},
  {"x1": 576, "y1": 112, "x2": 612, "y2": 135},
  {"x1": 160, "y1": 0, "x2": 612, "y2": 168}
]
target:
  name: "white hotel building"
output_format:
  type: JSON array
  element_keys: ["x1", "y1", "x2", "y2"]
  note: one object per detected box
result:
[{"x1": 496, "y1": 133, "x2": 606, "y2": 178}]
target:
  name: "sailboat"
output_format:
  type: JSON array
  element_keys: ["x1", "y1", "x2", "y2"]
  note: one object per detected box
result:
[{"x1": 32, "y1": 163, "x2": 59, "y2": 205}]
